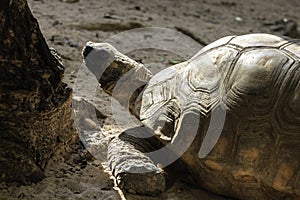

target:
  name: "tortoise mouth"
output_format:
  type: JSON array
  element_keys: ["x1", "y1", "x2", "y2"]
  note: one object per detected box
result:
[{"x1": 82, "y1": 43, "x2": 94, "y2": 58}]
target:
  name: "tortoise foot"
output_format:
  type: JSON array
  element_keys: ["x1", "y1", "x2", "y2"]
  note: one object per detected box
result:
[
  {"x1": 116, "y1": 171, "x2": 165, "y2": 196},
  {"x1": 108, "y1": 127, "x2": 166, "y2": 196}
]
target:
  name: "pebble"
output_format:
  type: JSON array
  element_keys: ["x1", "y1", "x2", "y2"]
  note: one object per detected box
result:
[
  {"x1": 235, "y1": 16, "x2": 243, "y2": 22},
  {"x1": 75, "y1": 166, "x2": 81, "y2": 171},
  {"x1": 83, "y1": 118, "x2": 97, "y2": 130}
]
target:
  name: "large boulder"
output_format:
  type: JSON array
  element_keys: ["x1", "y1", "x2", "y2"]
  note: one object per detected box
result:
[{"x1": 0, "y1": 0, "x2": 76, "y2": 184}]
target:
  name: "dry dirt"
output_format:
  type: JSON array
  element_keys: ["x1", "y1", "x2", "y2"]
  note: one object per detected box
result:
[{"x1": 1, "y1": 0, "x2": 300, "y2": 199}]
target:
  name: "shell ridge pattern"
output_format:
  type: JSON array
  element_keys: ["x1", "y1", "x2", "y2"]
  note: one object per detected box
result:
[
  {"x1": 282, "y1": 42, "x2": 300, "y2": 60},
  {"x1": 189, "y1": 35, "x2": 237, "y2": 62},
  {"x1": 183, "y1": 45, "x2": 241, "y2": 116},
  {"x1": 141, "y1": 82, "x2": 172, "y2": 120},
  {"x1": 273, "y1": 64, "x2": 300, "y2": 134},
  {"x1": 229, "y1": 33, "x2": 288, "y2": 48},
  {"x1": 223, "y1": 51, "x2": 243, "y2": 94},
  {"x1": 140, "y1": 63, "x2": 187, "y2": 122},
  {"x1": 225, "y1": 48, "x2": 293, "y2": 109}
]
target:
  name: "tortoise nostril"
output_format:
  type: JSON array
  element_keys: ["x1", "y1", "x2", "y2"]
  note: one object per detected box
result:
[{"x1": 82, "y1": 44, "x2": 94, "y2": 58}]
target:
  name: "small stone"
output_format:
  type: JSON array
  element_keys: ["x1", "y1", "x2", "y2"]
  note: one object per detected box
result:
[
  {"x1": 83, "y1": 118, "x2": 97, "y2": 130},
  {"x1": 75, "y1": 166, "x2": 81, "y2": 171},
  {"x1": 103, "y1": 14, "x2": 112, "y2": 19},
  {"x1": 235, "y1": 17, "x2": 243, "y2": 22}
]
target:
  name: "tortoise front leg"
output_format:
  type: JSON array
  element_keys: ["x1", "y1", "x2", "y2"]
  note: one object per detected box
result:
[{"x1": 107, "y1": 126, "x2": 166, "y2": 196}]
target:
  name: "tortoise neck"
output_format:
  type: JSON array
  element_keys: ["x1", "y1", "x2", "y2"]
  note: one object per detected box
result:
[{"x1": 99, "y1": 54, "x2": 153, "y2": 118}]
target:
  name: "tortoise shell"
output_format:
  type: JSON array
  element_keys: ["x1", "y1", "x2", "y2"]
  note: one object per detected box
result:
[{"x1": 140, "y1": 33, "x2": 300, "y2": 199}]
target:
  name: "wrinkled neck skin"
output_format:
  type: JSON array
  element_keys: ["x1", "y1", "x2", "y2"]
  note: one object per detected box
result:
[
  {"x1": 85, "y1": 46, "x2": 153, "y2": 118},
  {"x1": 104, "y1": 55, "x2": 153, "y2": 118}
]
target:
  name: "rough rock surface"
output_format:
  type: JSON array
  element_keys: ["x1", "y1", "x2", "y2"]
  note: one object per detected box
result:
[{"x1": 0, "y1": 0, "x2": 76, "y2": 184}]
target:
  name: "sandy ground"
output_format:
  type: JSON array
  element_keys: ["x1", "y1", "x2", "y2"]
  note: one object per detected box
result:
[{"x1": 1, "y1": 0, "x2": 300, "y2": 199}]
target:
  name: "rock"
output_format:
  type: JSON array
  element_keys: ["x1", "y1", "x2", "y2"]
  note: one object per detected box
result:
[
  {"x1": 0, "y1": 0, "x2": 76, "y2": 184},
  {"x1": 83, "y1": 118, "x2": 97, "y2": 130}
]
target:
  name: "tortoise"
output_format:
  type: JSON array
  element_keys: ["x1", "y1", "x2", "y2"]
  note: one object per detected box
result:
[{"x1": 82, "y1": 33, "x2": 300, "y2": 199}]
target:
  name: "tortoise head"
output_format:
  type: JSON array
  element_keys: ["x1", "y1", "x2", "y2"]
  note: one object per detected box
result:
[
  {"x1": 82, "y1": 42, "x2": 118, "y2": 81},
  {"x1": 82, "y1": 42, "x2": 153, "y2": 116}
]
